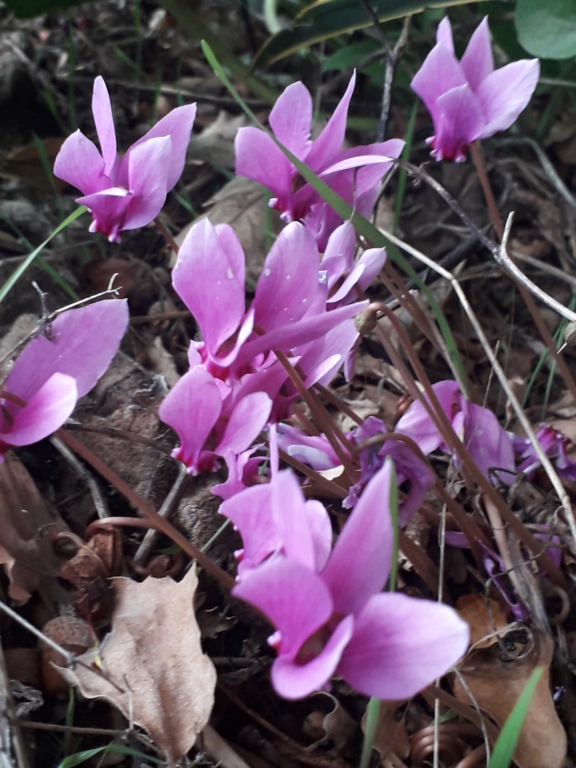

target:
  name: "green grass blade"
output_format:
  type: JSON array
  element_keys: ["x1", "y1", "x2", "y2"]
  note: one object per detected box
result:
[
  {"x1": 486, "y1": 667, "x2": 543, "y2": 768},
  {"x1": 202, "y1": 40, "x2": 469, "y2": 392},
  {"x1": 0, "y1": 207, "x2": 87, "y2": 305},
  {"x1": 57, "y1": 743, "x2": 164, "y2": 768}
]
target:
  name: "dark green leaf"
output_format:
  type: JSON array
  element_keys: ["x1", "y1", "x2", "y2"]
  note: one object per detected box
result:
[
  {"x1": 3, "y1": 0, "x2": 85, "y2": 18},
  {"x1": 254, "y1": 0, "x2": 486, "y2": 67},
  {"x1": 515, "y1": 0, "x2": 576, "y2": 59}
]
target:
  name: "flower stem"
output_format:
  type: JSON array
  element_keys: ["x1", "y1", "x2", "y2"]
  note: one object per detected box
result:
[
  {"x1": 154, "y1": 216, "x2": 179, "y2": 255},
  {"x1": 360, "y1": 697, "x2": 381, "y2": 768}
]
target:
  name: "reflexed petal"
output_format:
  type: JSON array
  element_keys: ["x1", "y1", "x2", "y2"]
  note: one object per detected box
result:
[
  {"x1": 337, "y1": 592, "x2": 469, "y2": 698},
  {"x1": 158, "y1": 368, "x2": 222, "y2": 472},
  {"x1": 235, "y1": 127, "x2": 293, "y2": 210},
  {"x1": 122, "y1": 137, "x2": 173, "y2": 230},
  {"x1": 307, "y1": 72, "x2": 356, "y2": 171},
  {"x1": 269, "y1": 81, "x2": 312, "y2": 158},
  {"x1": 238, "y1": 299, "x2": 367, "y2": 365},
  {"x1": 272, "y1": 615, "x2": 354, "y2": 700},
  {"x1": 233, "y1": 556, "x2": 334, "y2": 656},
  {"x1": 410, "y1": 43, "x2": 467, "y2": 121},
  {"x1": 5, "y1": 300, "x2": 129, "y2": 403},
  {"x1": 219, "y1": 483, "x2": 279, "y2": 574},
  {"x1": 173, "y1": 219, "x2": 246, "y2": 358},
  {"x1": 395, "y1": 380, "x2": 461, "y2": 455},
  {"x1": 477, "y1": 59, "x2": 540, "y2": 138},
  {"x1": 322, "y1": 221, "x2": 357, "y2": 275},
  {"x1": 461, "y1": 17, "x2": 494, "y2": 90},
  {"x1": 253, "y1": 223, "x2": 325, "y2": 331},
  {"x1": 53, "y1": 130, "x2": 107, "y2": 195},
  {"x1": 322, "y1": 459, "x2": 394, "y2": 615},
  {"x1": 436, "y1": 16, "x2": 454, "y2": 53},
  {"x1": 356, "y1": 247, "x2": 387, "y2": 291},
  {"x1": 5, "y1": 373, "x2": 78, "y2": 447},
  {"x1": 129, "y1": 103, "x2": 197, "y2": 190},
  {"x1": 92, "y1": 76, "x2": 118, "y2": 178},
  {"x1": 431, "y1": 85, "x2": 485, "y2": 161},
  {"x1": 218, "y1": 392, "x2": 271, "y2": 455}
]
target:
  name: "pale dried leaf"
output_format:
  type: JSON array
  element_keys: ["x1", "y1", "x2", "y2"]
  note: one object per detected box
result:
[
  {"x1": 59, "y1": 569, "x2": 216, "y2": 764},
  {"x1": 454, "y1": 627, "x2": 566, "y2": 768},
  {"x1": 456, "y1": 594, "x2": 509, "y2": 648},
  {"x1": 0, "y1": 454, "x2": 70, "y2": 602}
]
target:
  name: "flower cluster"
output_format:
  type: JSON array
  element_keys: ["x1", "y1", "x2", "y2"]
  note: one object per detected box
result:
[
  {"x1": 220, "y1": 461, "x2": 469, "y2": 699},
  {"x1": 411, "y1": 17, "x2": 539, "y2": 162},
  {"x1": 235, "y1": 72, "x2": 404, "y2": 250},
  {"x1": 158, "y1": 218, "x2": 374, "y2": 494}
]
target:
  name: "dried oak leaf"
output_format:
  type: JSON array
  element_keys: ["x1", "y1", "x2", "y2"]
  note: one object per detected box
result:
[
  {"x1": 59, "y1": 568, "x2": 216, "y2": 764},
  {"x1": 0, "y1": 454, "x2": 70, "y2": 602},
  {"x1": 453, "y1": 627, "x2": 566, "y2": 768}
]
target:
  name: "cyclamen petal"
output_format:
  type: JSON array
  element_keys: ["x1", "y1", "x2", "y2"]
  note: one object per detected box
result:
[
  {"x1": 235, "y1": 72, "x2": 404, "y2": 247},
  {"x1": 411, "y1": 16, "x2": 539, "y2": 162},
  {"x1": 54, "y1": 76, "x2": 195, "y2": 241},
  {"x1": 0, "y1": 299, "x2": 128, "y2": 456},
  {"x1": 337, "y1": 592, "x2": 469, "y2": 699}
]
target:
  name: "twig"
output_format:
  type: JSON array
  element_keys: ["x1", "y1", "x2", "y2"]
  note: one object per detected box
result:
[{"x1": 50, "y1": 434, "x2": 110, "y2": 519}]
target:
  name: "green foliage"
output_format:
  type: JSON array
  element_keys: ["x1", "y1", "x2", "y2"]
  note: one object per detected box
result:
[
  {"x1": 515, "y1": 0, "x2": 576, "y2": 59},
  {"x1": 3, "y1": 0, "x2": 84, "y2": 18},
  {"x1": 486, "y1": 668, "x2": 544, "y2": 768},
  {"x1": 254, "y1": 0, "x2": 487, "y2": 67},
  {"x1": 57, "y1": 743, "x2": 164, "y2": 768}
]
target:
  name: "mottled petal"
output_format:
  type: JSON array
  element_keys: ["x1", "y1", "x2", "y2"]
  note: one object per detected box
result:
[
  {"x1": 235, "y1": 127, "x2": 293, "y2": 210},
  {"x1": 269, "y1": 81, "x2": 312, "y2": 158},
  {"x1": 306, "y1": 72, "x2": 356, "y2": 171},
  {"x1": 233, "y1": 556, "x2": 334, "y2": 658},
  {"x1": 5, "y1": 300, "x2": 128, "y2": 403},
  {"x1": 461, "y1": 17, "x2": 494, "y2": 90},
  {"x1": 5, "y1": 373, "x2": 77, "y2": 447},
  {"x1": 122, "y1": 137, "x2": 173, "y2": 230},
  {"x1": 395, "y1": 380, "x2": 460, "y2": 454},
  {"x1": 272, "y1": 615, "x2": 354, "y2": 700},
  {"x1": 53, "y1": 130, "x2": 107, "y2": 195},
  {"x1": 253, "y1": 222, "x2": 325, "y2": 331},
  {"x1": 337, "y1": 592, "x2": 469, "y2": 698},
  {"x1": 158, "y1": 368, "x2": 222, "y2": 473},
  {"x1": 128, "y1": 103, "x2": 196, "y2": 190},
  {"x1": 173, "y1": 219, "x2": 246, "y2": 359},
  {"x1": 92, "y1": 76, "x2": 118, "y2": 178},
  {"x1": 477, "y1": 59, "x2": 540, "y2": 138},
  {"x1": 322, "y1": 459, "x2": 394, "y2": 615}
]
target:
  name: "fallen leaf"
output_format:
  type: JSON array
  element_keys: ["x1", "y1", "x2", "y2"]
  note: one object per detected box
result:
[
  {"x1": 453, "y1": 626, "x2": 566, "y2": 768},
  {"x1": 59, "y1": 568, "x2": 216, "y2": 765},
  {"x1": 456, "y1": 594, "x2": 509, "y2": 648},
  {"x1": 361, "y1": 699, "x2": 409, "y2": 761},
  {"x1": 0, "y1": 454, "x2": 70, "y2": 602}
]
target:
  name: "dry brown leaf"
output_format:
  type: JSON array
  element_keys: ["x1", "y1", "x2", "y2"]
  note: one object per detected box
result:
[
  {"x1": 454, "y1": 627, "x2": 566, "y2": 768},
  {"x1": 59, "y1": 568, "x2": 216, "y2": 765},
  {"x1": 0, "y1": 454, "x2": 70, "y2": 602},
  {"x1": 456, "y1": 594, "x2": 509, "y2": 648}
]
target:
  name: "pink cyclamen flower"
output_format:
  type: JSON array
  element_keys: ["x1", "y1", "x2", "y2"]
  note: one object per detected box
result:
[
  {"x1": 224, "y1": 461, "x2": 469, "y2": 700},
  {"x1": 513, "y1": 424, "x2": 576, "y2": 482},
  {"x1": 0, "y1": 299, "x2": 129, "y2": 456},
  {"x1": 411, "y1": 17, "x2": 539, "y2": 162},
  {"x1": 235, "y1": 72, "x2": 404, "y2": 250},
  {"x1": 395, "y1": 380, "x2": 515, "y2": 482},
  {"x1": 54, "y1": 77, "x2": 196, "y2": 242}
]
